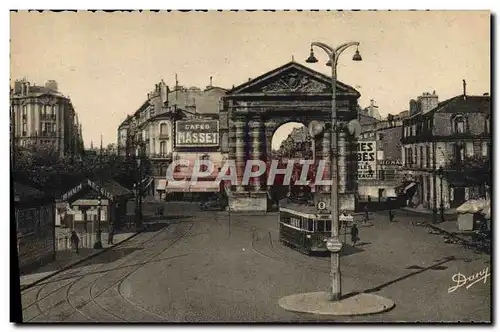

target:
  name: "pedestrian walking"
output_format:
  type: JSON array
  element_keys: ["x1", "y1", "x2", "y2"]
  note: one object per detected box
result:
[
  {"x1": 388, "y1": 209, "x2": 395, "y2": 222},
  {"x1": 350, "y1": 223, "x2": 359, "y2": 247},
  {"x1": 364, "y1": 204, "x2": 369, "y2": 223},
  {"x1": 108, "y1": 223, "x2": 114, "y2": 245},
  {"x1": 70, "y1": 231, "x2": 80, "y2": 254}
]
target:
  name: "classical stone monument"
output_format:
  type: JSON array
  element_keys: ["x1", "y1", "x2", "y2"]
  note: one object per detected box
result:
[{"x1": 221, "y1": 61, "x2": 360, "y2": 212}]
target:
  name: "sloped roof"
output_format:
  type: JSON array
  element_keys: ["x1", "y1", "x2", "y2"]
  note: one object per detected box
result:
[
  {"x1": 227, "y1": 61, "x2": 360, "y2": 97},
  {"x1": 14, "y1": 182, "x2": 44, "y2": 201},
  {"x1": 432, "y1": 95, "x2": 490, "y2": 114},
  {"x1": 167, "y1": 87, "x2": 227, "y2": 114},
  {"x1": 99, "y1": 179, "x2": 132, "y2": 197},
  {"x1": 25, "y1": 86, "x2": 64, "y2": 97},
  {"x1": 61, "y1": 178, "x2": 133, "y2": 202},
  {"x1": 410, "y1": 95, "x2": 490, "y2": 119}
]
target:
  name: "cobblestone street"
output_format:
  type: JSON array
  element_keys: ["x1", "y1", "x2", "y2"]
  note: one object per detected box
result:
[{"x1": 21, "y1": 203, "x2": 491, "y2": 322}]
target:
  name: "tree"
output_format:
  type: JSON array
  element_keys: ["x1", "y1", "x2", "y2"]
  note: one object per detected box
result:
[{"x1": 387, "y1": 114, "x2": 394, "y2": 126}]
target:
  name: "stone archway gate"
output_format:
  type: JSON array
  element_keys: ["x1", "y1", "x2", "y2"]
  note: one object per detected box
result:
[{"x1": 221, "y1": 61, "x2": 360, "y2": 212}]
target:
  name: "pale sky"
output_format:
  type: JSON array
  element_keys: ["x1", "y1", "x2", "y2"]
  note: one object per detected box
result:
[{"x1": 10, "y1": 11, "x2": 490, "y2": 147}]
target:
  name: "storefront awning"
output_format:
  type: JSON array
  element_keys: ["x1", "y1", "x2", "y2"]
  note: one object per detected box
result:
[
  {"x1": 188, "y1": 181, "x2": 219, "y2": 193},
  {"x1": 164, "y1": 181, "x2": 219, "y2": 193}
]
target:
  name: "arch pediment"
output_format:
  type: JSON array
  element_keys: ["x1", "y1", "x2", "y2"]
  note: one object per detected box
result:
[{"x1": 228, "y1": 61, "x2": 360, "y2": 97}]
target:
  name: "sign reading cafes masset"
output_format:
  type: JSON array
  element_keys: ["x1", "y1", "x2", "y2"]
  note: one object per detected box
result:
[{"x1": 175, "y1": 120, "x2": 219, "y2": 147}]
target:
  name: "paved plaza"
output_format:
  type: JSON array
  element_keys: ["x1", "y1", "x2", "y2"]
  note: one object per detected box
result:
[{"x1": 21, "y1": 202, "x2": 491, "y2": 322}]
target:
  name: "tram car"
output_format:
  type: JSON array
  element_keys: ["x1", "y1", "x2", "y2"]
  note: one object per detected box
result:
[{"x1": 278, "y1": 202, "x2": 331, "y2": 255}]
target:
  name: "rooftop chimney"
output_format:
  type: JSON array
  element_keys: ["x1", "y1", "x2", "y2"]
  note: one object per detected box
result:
[
  {"x1": 210, "y1": 76, "x2": 213, "y2": 87},
  {"x1": 45, "y1": 80, "x2": 58, "y2": 92},
  {"x1": 463, "y1": 79, "x2": 467, "y2": 99}
]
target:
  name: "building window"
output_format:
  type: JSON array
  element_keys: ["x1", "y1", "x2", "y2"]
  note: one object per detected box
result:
[
  {"x1": 473, "y1": 141, "x2": 482, "y2": 157},
  {"x1": 453, "y1": 115, "x2": 466, "y2": 134},
  {"x1": 160, "y1": 123, "x2": 167, "y2": 135},
  {"x1": 485, "y1": 116, "x2": 490, "y2": 134},
  {"x1": 482, "y1": 142, "x2": 488, "y2": 157},
  {"x1": 420, "y1": 146, "x2": 424, "y2": 168},
  {"x1": 22, "y1": 123, "x2": 27, "y2": 136},
  {"x1": 160, "y1": 141, "x2": 166, "y2": 155},
  {"x1": 454, "y1": 144, "x2": 465, "y2": 164},
  {"x1": 408, "y1": 148, "x2": 413, "y2": 167},
  {"x1": 22, "y1": 105, "x2": 28, "y2": 118},
  {"x1": 426, "y1": 145, "x2": 430, "y2": 168}
]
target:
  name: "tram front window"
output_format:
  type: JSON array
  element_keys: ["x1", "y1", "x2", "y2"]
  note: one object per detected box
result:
[
  {"x1": 316, "y1": 220, "x2": 331, "y2": 232},
  {"x1": 305, "y1": 219, "x2": 314, "y2": 231},
  {"x1": 317, "y1": 220, "x2": 325, "y2": 232}
]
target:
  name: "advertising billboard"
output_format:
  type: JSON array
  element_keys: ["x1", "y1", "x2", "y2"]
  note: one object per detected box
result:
[
  {"x1": 357, "y1": 141, "x2": 377, "y2": 179},
  {"x1": 175, "y1": 120, "x2": 219, "y2": 148}
]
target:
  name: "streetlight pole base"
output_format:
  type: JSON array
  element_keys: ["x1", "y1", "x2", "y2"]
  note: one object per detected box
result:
[{"x1": 279, "y1": 291, "x2": 395, "y2": 316}]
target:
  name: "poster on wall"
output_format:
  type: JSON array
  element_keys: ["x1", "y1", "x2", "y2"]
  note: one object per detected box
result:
[
  {"x1": 357, "y1": 141, "x2": 377, "y2": 179},
  {"x1": 175, "y1": 120, "x2": 219, "y2": 147}
]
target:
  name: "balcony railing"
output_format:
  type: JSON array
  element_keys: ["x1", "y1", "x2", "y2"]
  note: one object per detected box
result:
[
  {"x1": 41, "y1": 114, "x2": 56, "y2": 121},
  {"x1": 149, "y1": 152, "x2": 172, "y2": 160},
  {"x1": 159, "y1": 133, "x2": 169, "y2": 139},
  {"x1": 41, "y1": 131, "x2": 57, "y2": 137},
  {"x1": 444, "y1": 156, "x2": 490, "y2": 171}
]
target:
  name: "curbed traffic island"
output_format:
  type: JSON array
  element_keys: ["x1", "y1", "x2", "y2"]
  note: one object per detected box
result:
[{"x1": 278, "y1": 291, "x2": 395, "y2": 316}]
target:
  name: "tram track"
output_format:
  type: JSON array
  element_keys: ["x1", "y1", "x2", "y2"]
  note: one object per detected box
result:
[
  {"x1": 60, "y1": 222, "x2": 194, "y2": 322},
  {"x1": 23, "y1": 227, "x2": 172, "y2": 321},
  {"x1": 23, "y1": 223, "x2": 190, "y2": 322},
  {"x1": 110, "y1": 215, "x2": 216, "y2": 322},
  {"x1": 251, "y1": 228, "x2": 330, "y2": 274}
]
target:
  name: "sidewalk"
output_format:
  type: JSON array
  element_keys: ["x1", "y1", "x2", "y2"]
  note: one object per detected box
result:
[
  {"x1": 20, "y1": 231, "x2": 136, "y2": 289},
  {"x1": 401, "y1": 206, "x2": 457, "y2": 221},
  {"x1": 425, "y1": 219, "x2": 478, "y2": 246}
]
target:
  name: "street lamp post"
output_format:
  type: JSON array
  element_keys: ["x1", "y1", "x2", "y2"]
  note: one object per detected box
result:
[
  {"x1": 306, "y1": 41, "x2": 362, "y2": 301},
  {"x1": 439, "y1": 166, "x2": 444, "y2": 222},
  {"x1": 135, "y1": 138, "x2": 144, "y2": 230},
  {"x1": 94, "y1": 135, "x2": 104, "y2": 249},
  {"x1": 94, "y1": 194, "x2": 103, "y2": 249}
]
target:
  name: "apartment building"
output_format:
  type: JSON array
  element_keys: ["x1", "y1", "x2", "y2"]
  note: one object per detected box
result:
[
  {"x1": 11, "y1": 79, "x2": 84, "y2": 158},
  {"x1": 401, "y1": 88, "x2": 491, "y2": 210}
]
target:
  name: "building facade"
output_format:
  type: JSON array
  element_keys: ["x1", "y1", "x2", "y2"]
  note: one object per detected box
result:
[
  {"x1": 401, "y1": 90, "x2": 491, "y2": 211},
  {"x1": 357, "y1": 116, "x2": 405, "y2": 200},
  {"x1": 118, "y1": 79, "x2": 228, "y2": 199},
  {"x1": 11, "y1": 79, "x2": 84, "y2": 158}
]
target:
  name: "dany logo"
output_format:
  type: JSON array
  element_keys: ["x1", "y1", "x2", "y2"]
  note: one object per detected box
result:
[{"x1": 448, "y1": 267, "x2": 490, "y2": 293}]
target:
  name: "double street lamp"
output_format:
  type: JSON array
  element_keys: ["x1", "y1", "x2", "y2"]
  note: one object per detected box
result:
[{"x1": 306, "y1": 41, "x2": 362, "y2": 301}]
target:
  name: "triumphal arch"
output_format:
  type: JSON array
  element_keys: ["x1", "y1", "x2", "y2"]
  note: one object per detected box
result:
[{"x1": 221, "y1": 61, "x2": 360, "y2": 212}]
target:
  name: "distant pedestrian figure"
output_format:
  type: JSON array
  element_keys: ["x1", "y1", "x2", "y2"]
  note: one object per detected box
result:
[
  {"x1": 350, "y1": 224, "x2": 359, "y2": 247},
  {"x1": 108, "y1": 223, "x2": 114, "y2": 245},
  {"x1": 70, "y1": 231, "x2": 80, "y2": 254},
  {"x1": 364, "y1": 204, "x2": 369, "y2": 223},
  {"x1": 388, "y1": 209, "x2": 395, "y2": 223}
]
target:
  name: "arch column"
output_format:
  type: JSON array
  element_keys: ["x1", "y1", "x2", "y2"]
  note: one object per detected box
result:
[
  {"x1": 249, "y1": 118, "x2": 264, "y2": 192},
  {"x1": 234, "y1": 116, "x2": 247, "y2": 192}
]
